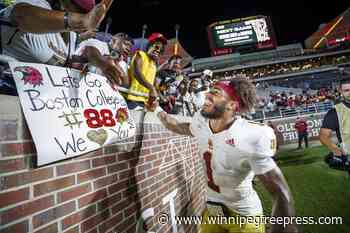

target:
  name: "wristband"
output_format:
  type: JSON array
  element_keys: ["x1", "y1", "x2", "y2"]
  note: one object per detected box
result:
[
  {"x1": 64, "y1": 12, "x2": 71, "y2": 30},
  {"x1": 154, "y1": 106, "x2": 165, "y2": 115}
]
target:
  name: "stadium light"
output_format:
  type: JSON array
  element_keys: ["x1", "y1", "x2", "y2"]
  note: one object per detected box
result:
[
  {"x1": 313, "y1": 16, "x2": 344, "y2": 49},
  {"x1": 141, "y1": 24, "x2": 148, "y2": 51},
  {"x1": 174, "y1": 24, "x2": 180, "y2": 55}
]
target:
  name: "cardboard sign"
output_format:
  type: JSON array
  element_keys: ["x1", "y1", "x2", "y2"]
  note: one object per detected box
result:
[{"x1": 9, "y1": 62, "x2": 136, "y2": 166}]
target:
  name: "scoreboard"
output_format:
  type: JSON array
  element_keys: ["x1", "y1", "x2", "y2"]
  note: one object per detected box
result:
[{"x1": 207, "y1": 16, "x2": 277, "y2": 56}]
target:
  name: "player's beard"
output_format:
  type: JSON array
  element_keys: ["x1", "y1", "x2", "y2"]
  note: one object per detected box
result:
[
  {"x1": 200, "y1": 103, "x2": 226, "y2": 119},
  {"x1": 343, "y1": 94, "x2": 350, "y2": 103}
]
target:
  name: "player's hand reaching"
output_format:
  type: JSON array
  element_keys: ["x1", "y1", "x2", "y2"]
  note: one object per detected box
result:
[{"x1": 145, "y1": 95, "x2": 159, "y2": 112}]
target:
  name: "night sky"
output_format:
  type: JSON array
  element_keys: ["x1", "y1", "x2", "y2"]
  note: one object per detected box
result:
[{"x1": 105, "y1": 0, "x2": 349, "y2": 58}]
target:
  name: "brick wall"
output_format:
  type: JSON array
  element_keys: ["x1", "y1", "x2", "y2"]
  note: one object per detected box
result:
[{"x1": 0, "y1": 95, "x2": 206, "y2": 233}]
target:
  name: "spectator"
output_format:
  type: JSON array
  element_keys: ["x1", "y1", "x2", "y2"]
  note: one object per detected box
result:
[
  {"x1": 108, "y1": 33, "x2": 134, "y2": 73},
  {"x1": 202, "y1": 69, "x2": 213, "y2": 83},
  {"x1": 257, "y1": 98, "x2": 265, "y2": 108},
  {"x1": 125, "y1": 32, "x2": 167, "y2": 110},
  {"x1": 294, "y1": 117, "x2": 308, "y2": 149},
  {"x1": 157, "y1": 54, "x2": 183, "y2": 96},
  {"x1": 189, "y1": 78, "x2": 208, "y2": 111},
  {"x1": 173, "y1": 80, "x2": 195, "y2": 116},
  {"x1": 0, "y1": 0, "x2": 113, "y2": 65},
  {"x1": 320, "y1": 77, "x2": 350, "y2": 156},
  {"x1": 158, "y1": 80, "x2": 175, "y2": 114},
  {"x1": 221, "y1": 53, "x2": 350, "y2": 81},
  {"x1": 287, "y1": 97, "x2": 295, "y2": 109},
  {"x1": 266, "y1": 99, "x2": 277, "y2": 112},
  {"x1": 188, "y1": 69, "x2": 211, "y2": 110},
  {"x1": 75, "y1": 32, "x2": 134, "y2": 87},
  {"x1": 158, "y1": 54, "x2": 182, "y2": 74}
]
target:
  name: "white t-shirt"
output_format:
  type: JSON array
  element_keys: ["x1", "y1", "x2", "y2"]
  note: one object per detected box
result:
[
  {"x1": 75, "y1": 38, "x2": 128, "y2": 75},
  {"x1": 0, "y1": 0, "x2": 77, "y2": 64},
  {"x1": 189, "y1": 113, "x2": 277, "y2": 216}
]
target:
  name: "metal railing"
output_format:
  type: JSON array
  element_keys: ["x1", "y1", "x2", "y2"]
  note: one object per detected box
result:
[{"x1": 251, "y1": 101, "x2": 334, "y2": 121}]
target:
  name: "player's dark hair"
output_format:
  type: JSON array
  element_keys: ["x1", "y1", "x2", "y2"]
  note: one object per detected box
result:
[
  {"x1": 340, "y1": 76, "x2": 350, "y2": 86},
  {"x1": 229, "y1": 77, "x2": 257, "y2": 113}
]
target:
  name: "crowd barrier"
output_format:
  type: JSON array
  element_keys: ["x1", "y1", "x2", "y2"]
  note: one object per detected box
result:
[{"x1": 0, "y1": 95, "x2": 206, "y2": 233}]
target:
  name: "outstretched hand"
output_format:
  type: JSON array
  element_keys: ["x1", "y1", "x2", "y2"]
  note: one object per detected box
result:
[{"x1": 83, "y1": 0, "x2": 114, "y2": 31}]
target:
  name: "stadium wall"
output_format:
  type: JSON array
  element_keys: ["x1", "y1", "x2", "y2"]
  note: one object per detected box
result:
[
  {"x1": 0, "y1": 95, "x2": 206, "y2": 233},
  {"x1": 270, "y1": 113, "x2": 326, "y2": 145}
]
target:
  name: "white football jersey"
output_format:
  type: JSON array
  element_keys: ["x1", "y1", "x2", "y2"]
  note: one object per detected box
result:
[{"x1": 189, "y1": 112, "x2": 277, "y2": 216}]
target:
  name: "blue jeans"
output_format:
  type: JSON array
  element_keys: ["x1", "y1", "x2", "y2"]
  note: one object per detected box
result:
[{"x1": 127, "y1": 100, "x2": 145, "y2": 110}]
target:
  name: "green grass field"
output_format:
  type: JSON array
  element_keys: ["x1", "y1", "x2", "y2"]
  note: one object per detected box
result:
[{"x1": 255, "y1": 145, "x2": 350, "y2": 233}]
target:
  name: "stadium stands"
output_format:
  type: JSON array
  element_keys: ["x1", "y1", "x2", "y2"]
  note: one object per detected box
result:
[
  {"x1": 191, "y1": 43, "x2": 304, "y2": 72},
  {"x1": 190, "y1": 48, "x2": 350, "y2": 80},
  {"x1": 252, "y1": 101, "x2": 334, "y2": 121}
]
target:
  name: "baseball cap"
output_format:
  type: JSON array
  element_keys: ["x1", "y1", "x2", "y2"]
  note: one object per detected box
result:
[
  {"x1": 72, "y1": 0, "x2": 95, "y2": 12},
  {"x1": 148, "y1": 33, "x2": 167, "y2": 45}
]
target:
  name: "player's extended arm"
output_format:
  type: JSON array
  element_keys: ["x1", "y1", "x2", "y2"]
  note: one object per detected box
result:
[
  {"x1": 319, "y1": 128, "x2": 344, "y2": 156},
  {"x1": 157, "y1": 111, "x2": 193, "y2": 136},
  {"x1": 257, "y1": 167, "x2": 298, "y2": 233}
]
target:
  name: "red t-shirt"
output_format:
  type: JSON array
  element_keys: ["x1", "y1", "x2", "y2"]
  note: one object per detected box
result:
[{"x1": 295, "y1": 120, "x2": 308, "y2": 133}]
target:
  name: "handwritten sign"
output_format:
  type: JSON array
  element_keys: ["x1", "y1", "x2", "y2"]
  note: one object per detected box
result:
[{"x1": 9, "y1": 62, "x2": 136, "y2": 166}]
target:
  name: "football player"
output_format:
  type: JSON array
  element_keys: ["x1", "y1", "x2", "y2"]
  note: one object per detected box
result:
[{"x1": 148, "y1": 77, "x2": 298, "y2": 233}]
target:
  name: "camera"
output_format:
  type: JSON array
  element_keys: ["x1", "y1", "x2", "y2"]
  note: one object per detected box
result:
[{"x1": 324, "y1": 153, "x2": 350, "y2": 175}]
